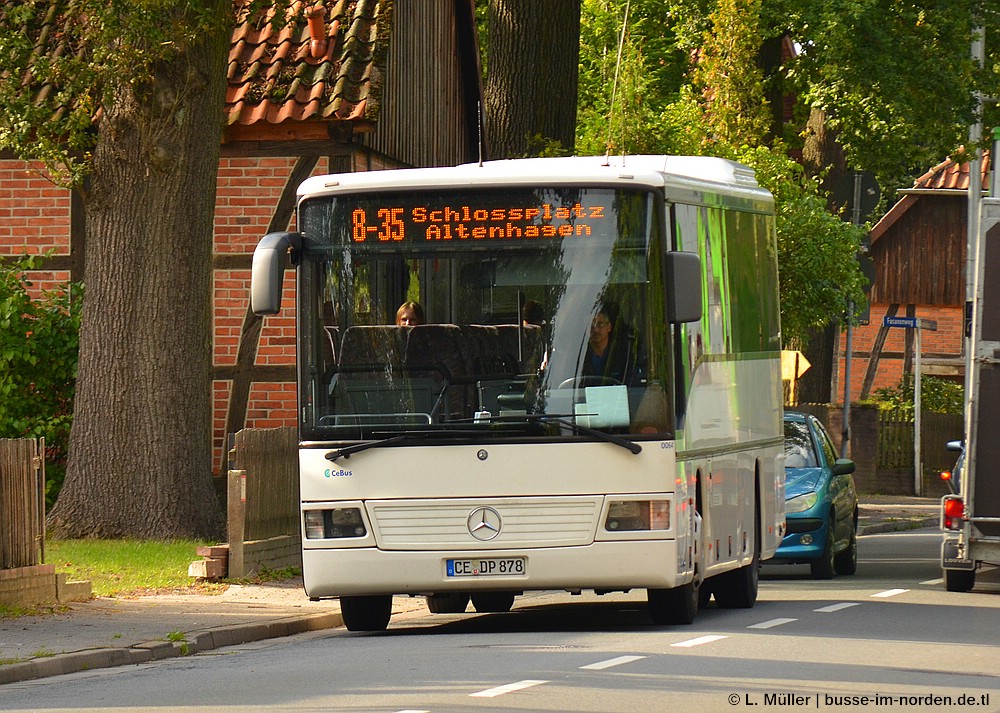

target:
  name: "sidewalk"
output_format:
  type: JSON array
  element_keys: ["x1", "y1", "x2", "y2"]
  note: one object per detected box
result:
[{"x1": 0, "y1": 496, "x2": 939, "y2": 686}]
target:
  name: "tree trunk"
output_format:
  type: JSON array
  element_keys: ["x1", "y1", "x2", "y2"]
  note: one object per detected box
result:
[
  {"x1": 801, "y1": 106, "x2": 847, "y2": 197},
  {"x1": 48, "y1": 13, "x2": 229, "y2": 539},
  {"x1": 484, "y1": 0, "x2": 580, "y2": 159}
]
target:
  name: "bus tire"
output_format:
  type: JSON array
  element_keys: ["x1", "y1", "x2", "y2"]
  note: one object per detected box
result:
[
  {"x1": 714, "y1": 497, "x2": 760, "y2": 609},
  {"x1": 647, "y1": 582, "x2": 698, "y2": 625},
  {"x1": 944, "y1": 568, "x2": 975, "y2": 592},
  {"x1": 713, "y1": 555, "x2": 759, "y2": 609},
  {"x1": 471, "y1": 592, "x2": 516, "y2": 613},
  {"x1": 340, "y1": 595, "x2": 392, "y2": 631},
  {"x1": 426, "y1": 592, "x2": 470, "y2": 613}
]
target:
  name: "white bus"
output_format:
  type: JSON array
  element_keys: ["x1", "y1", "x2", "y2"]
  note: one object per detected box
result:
[{"x1": 251, "y1": 155, "x2": 785, "y2": 630}]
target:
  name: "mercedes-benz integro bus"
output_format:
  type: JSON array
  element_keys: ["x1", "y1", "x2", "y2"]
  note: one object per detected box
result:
[{"x1": 251, "y1": 155, "x2": 785, "y2": 630}]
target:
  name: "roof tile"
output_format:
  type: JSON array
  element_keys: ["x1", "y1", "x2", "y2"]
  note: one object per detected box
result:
[
  {"x1": 913, "y1": 150, "x2": 992, "y2": 191},
  {"x1": 4, "y1": 0, "x2": 391, "y2": 134},
  {"x1": 226, "y1": 0, "x2": 390, "y2": 127}
]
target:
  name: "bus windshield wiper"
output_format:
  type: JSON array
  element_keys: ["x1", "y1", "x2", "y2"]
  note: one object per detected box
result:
[
  {"x1": 324, "y1": 429, "x2": 485, "y2": 462},
  {"x1": 325, "y1": 435, "x2": 412, "y2": 462},
  {"x1": 474, "y1": 413, "x2": 642, "y2": 455}
]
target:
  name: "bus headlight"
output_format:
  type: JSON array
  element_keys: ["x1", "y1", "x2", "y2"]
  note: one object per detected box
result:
[
  {"x1": 605, "y1": 500, "x2": 670, "y2": 531},
  {"x1": 303, "y1": 508, "x2": 367, "y2": 539}
]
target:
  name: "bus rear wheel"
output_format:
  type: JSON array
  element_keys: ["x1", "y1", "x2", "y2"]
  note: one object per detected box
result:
[
  {"x1": 714, "y1": 501, "x2": 760, "y2": 609},
  {"x1": 340, "y1": 595, "x2": 392, "y2": 631},
  {"x1": 713, "y1": 554, "x2": 759, "y2": 609}
]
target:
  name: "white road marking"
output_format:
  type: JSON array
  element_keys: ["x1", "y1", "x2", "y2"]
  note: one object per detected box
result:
[
  {"x1": 580, "y1": 655, "x2": 647, "y2": 670},
  {"x1": 470, "y1": 680, "x2": 548, "y2": 698},
  {"x1": 921, "y1": 577, "x2": 944, "y2": 585},
  {"x1": 671, "y1": 634, "x2": 728, "y2": 648},
  {"x1": 871, "y1": 588, "x2": 909, "y2": 598},
  {"x1": 747, "y1": 617, "x2": 797, "y2": 629},
  {"x1": 814, "y1": 602, "x2": 860, "y2": 613}
]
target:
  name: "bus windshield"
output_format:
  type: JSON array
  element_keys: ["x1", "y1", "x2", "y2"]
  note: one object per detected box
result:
[{"x1": 296, "y1": 185, "x2": 674, "y2": 442}]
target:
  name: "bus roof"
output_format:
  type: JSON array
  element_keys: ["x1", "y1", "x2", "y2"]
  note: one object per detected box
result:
[{"x1": 297, "y1": 155, "x2": 769, "y2": 202}]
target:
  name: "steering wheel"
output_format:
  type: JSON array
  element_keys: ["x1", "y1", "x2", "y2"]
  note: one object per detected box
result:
[{"x1": 557, "y1": 375, "x2": 622, "y2": 389}]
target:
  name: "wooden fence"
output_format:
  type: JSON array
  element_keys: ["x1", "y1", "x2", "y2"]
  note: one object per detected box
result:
[
  {"x1": 226, "y1": 427, "x2": 300, "y2": 577},
  {"x1": 0, "y1": 438, "x2": 44, "y2": 570}
]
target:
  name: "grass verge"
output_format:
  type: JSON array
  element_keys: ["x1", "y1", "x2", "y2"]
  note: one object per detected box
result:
[{"x1": 45, "y1": 539, "x2": 223, "y2": 597}]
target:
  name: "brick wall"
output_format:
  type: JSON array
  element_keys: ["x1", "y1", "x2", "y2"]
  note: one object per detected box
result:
[
  {"x1": 834, "y1": 303, "x2": 964, "y2": 402},
  {"x1": 0, "y1": 155, "x2": 339, "y2": 476},
  {"x1": 0, "y1": 161, "x2": 72, "y2": 297},
  {"x1": 0, "y1": 162, "x2": 70, "y2": 255}
]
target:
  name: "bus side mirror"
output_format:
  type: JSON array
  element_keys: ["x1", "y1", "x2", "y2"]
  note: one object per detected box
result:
[
  {"x1": 251, "y1": 231, "x2": 302, "y2": 315},
  {"x1": 666, "y1": 251, "x2": 702, "y2": 323}
]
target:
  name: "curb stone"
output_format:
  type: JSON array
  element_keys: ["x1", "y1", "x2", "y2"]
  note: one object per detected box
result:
[{"x1": 0, "y1": 611, "x2": 343, "y2": 686}]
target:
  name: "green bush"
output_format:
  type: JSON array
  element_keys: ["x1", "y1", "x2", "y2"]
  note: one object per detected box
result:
[
  {"x1": 0, "y1": 254, "x2": 81, "y2": 508},
  {"x1": 865, "y1": 374, "x2": 964, "y2": 416}
]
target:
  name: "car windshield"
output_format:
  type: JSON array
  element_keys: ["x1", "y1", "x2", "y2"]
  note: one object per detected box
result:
[{"x1": 783, "y1": 419, "x2": 818, "y2": 468}]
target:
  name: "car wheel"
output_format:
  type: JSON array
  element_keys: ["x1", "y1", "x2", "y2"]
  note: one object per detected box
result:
[
  {"x1": 471, "y1": 592, "x2": 516, "y2": 613},
  {"x1": 648, "y1": 581, "x2": 698, "y2": 625},
  {"x1": 340, "y1": 595, "x2": 392, "y2": 631},
  {"x1": 944, "y1": 568, "x2": 975, "y2": 592},
  {"x1": 425, "y1": 592, "x2": 470, "y2": 613},
  {"x1": 810, "y1": 517, "x2": 836, "y2": 579},
  {"x1": 834, "y1": 518, "x2": 858, "y2": 576}
]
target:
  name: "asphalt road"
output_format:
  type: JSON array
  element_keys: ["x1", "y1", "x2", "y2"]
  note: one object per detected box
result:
[{"x1": 3, "y1": 528, "x2": 999, "y2": 713}]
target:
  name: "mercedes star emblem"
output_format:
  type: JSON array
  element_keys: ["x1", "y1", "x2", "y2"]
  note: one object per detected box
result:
[{"x1": 467, "y1": 506, "x2": 502, "y2": 541}]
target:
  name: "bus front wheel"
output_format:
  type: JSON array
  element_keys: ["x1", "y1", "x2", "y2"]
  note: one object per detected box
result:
[
  {"x1": 340, "y1": 595, "x2": 392, "y2": 631},
  {"x1": 471, "y1": 592, "x2": 516, "y2": 613},
  {"x1": 426, "y1": 592, "x2": 470, "y2": 613},
  {"x1": 647, "y1": 582, "x2": 698, "y2": 625}
]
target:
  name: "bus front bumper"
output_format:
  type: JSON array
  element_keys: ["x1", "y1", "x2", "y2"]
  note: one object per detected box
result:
[{"x1": 302, "y1": 540, "x2": 686, "y2": 598}]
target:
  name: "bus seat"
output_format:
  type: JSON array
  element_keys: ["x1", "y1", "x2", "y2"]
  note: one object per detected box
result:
[
  {"x1": 494, "y1": 324, "x2": 543, "y2": 373},
  {"x1": 461, "y1": 324, "x2": 516, "y2": 375},
  {"x1": 339, "y1": 325, "x2": 407, "y2": 371},
  {"x1": 405, "y1": 324, "x2": 473, "y2": 419}
]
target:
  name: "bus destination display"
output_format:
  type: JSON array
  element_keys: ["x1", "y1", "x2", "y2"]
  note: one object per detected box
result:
[{"x1": 351, "y1": 201, "x2": 609, "y2": 243}]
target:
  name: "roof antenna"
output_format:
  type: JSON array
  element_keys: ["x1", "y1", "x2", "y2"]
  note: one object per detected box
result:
[
  {"x1": 478, "y1": 100, "x2": 484, "y2": 167},
  {"x1": 604, "y1": 0, "x2": 631, "y2": 166}
]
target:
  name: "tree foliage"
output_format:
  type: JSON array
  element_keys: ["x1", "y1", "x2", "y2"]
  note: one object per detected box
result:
[
  {"x1": 692, "y1": 0, "x2": 771, "y2": 148},
  {"x1": 0, "y1": 255, "x2": 81, "y2": 507},
  {"x1": 577, "y1": 0, "x2": 868, "y2": 346},
  {"x1": 780, "y1": 1, "x2": 1000, "y2": 192},
  {"x1": 0, "y1": 0, "x2": 235, "y2": 186}
]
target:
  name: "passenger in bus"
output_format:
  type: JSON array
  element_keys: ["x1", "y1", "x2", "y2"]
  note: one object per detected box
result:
[
  {"x1": 582, "y1": 305, "x2": 637, "y2": 385},
  {"x1": 395, "y1": 301, "x2": 424, "y2": 326},
  {"x1": 522, "y1": 300, "x2": 545, "y2": 327}
]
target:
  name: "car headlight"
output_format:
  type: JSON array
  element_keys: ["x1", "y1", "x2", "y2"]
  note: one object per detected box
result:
[{"x1": 786, "y1": 491, "x2": 818, "y2": 514}]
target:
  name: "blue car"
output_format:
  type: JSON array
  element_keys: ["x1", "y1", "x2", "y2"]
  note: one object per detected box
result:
[{"x1": 774, "y1": 411, "x2": 859, "y2": 578}]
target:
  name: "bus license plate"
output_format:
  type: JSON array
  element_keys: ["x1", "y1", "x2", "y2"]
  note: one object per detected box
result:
[{"x1": 446, "y1": 558, "x2": 526, "y2": 577}]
